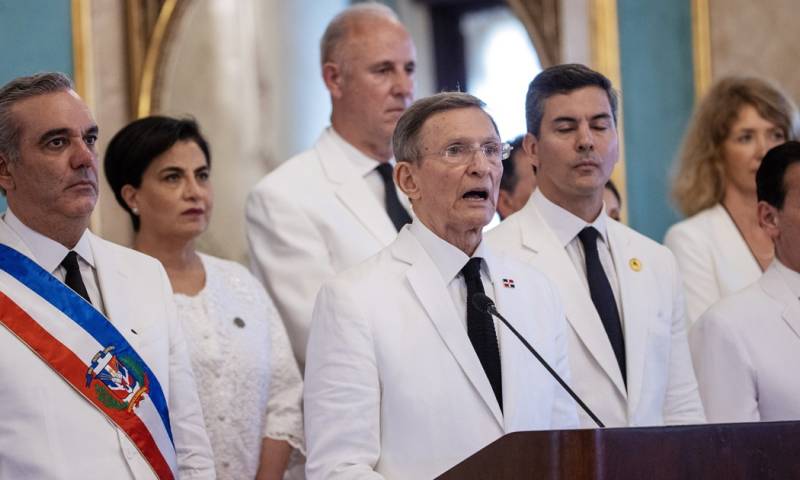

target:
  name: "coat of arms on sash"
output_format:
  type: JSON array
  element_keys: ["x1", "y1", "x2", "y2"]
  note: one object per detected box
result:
[{"x1": 85, "y1": 345, "x2": 150, "y2": 412}]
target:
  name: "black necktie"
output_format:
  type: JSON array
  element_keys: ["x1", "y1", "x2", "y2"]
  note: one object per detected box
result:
[
  {"x1": 577, "y1": 227, "x2": 626, "y2": 385},
  {"x1": 375, "y1": 163, "x2": 412, "y2": 232},
  {"x1": 461, "y1": 257, "x2": 503, "y2": 410},
  {"x1": 61, "y1": 251, "x2": 92, "y2": 304}
]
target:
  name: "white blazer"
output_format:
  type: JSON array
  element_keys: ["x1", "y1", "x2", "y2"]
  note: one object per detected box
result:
[
  {"x1": 0, "y1": 219, "x2": 214, "y2": 479},
  {"x1": 246, "y1": 129, "x2": 398, "y2": 366},
  {"x1": 664, "y1": 204, "x2": 761, "y2": 323},
  {"x1": 690, "y1": 261, "x2": 800, "y2": 422},
  {"x1": 304, "y1": 227, "x2": 578, "y2": 479},
  {"x1": 487, "y1": 199, "x2": 706, "y2": 428}
]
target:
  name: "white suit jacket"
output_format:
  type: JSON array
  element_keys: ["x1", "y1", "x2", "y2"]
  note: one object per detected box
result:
[
  {"x1": 304, "y1": 226, "x2": 578, "y2": 479},
  {"x1": 664, "y1": 204, "x2": 761, "y2": 323},
  {"x1": 690, "y1": 261, "x2": 800, "y2": 422},
  {"x1": 0, "y1": 218, "x2": 214, "y2": 479},
  {"x1": 487, "y1": 199, "x2": 705, "y2": 428},
  {"x1": 246, "y1": 129, "x2": 398, "y2": 366}
]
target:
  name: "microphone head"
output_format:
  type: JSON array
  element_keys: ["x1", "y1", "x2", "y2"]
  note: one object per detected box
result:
[{"x1": 471, "y1": 292, "x2": 495, "y2": 314}]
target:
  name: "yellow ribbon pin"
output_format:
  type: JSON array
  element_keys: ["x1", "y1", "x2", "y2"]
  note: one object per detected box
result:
[{"x1": 629, "y1": 258, "x2": 642, "y2": 272}]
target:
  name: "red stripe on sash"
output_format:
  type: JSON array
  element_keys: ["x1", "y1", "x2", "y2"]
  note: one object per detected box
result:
[{"x1": 0, "y1": 292, "x2": 174, "y2": 480}]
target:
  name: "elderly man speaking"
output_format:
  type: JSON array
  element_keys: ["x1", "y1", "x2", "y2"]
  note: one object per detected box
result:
[{"x1": 303, "y1": 92, "x2": 578, "y2": 479}]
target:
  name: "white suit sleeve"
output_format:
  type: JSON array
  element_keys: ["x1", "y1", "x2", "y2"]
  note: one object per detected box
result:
[
  {"x1": 161, "y1": 266, "x2": 216, "y2": 478},
  {"x1": 690, "y1": 308, "x2": 759, "y2": 423},
  {"x1": 263, "y1": 294, "x2": 306, "y2": 454},
  {"x1": 304, "y1": 281, "x2": 384, "y2": 480},
  {"x1": 664, "y1": 224, "x2": 720, "y2": 324},
  {"x1": 245, "y1": 184, "x2": 335, "y2": 367},
  {"x1": 661, "y1": 252, "x2": 707, "y2": 425}
]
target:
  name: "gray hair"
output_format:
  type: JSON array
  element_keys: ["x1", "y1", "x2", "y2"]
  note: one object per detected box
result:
[
  {"x1": 393, "y1": 92, "x2": 498, "y2": 163},
  {"x1": 525, "y1": 63, "x2": 618, "y2": 137},
  {"x1": 0, "y1": 72, "x2": 74, "y2": 164},
  {"x1": 320, "y1": 2, "x2": 399, "y2": 66}
]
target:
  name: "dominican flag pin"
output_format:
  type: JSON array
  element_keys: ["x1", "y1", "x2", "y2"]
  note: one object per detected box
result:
[{"x1": 502, "y1": 278, "x2": 515, "y2": 288}]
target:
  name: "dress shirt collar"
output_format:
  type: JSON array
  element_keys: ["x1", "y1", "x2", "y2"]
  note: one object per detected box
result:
[
  {"x1": 531, "y1": 189, "x2": 610, "y2": 246},
  {"x1": 773, "y1": 258, "x2": 800, "y2": 299},
  {"x1": 409, "y1": 219, "x2": 491, "y2": 284},
  {"x1": 4, "y1": 207, "x2": 95, "y2": 273},
  {"x1": 327, "y1": 126, "x2": 395, "y2": 177}
]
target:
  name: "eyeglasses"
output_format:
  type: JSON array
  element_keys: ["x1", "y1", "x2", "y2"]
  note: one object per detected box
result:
[{"x1": 428, "y1": 142, "x2": 513, "y2": 165}]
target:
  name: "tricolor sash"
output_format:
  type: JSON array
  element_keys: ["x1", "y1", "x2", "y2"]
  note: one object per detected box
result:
[{"x1": 0, "y1": 243, "x2": 178, "y2": 479}]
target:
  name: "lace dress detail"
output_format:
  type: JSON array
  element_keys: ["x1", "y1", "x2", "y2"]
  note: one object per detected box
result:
[{"x1": 174, "y1": 254, "x2": 304, "y2": 479}]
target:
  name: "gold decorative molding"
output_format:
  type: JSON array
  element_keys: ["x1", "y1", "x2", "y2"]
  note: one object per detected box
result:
[
  {"x1": 589, "y1": 0, "x2": 628, "y2": 223},
  {"x1": 71, "y1": 0, "x2": 95, "y2": 110},
  {"x1": 691, "y1": 0, "x2": 712, "y2": 100},
  {"x1": 71, "y1": 0, "x2": 101, "y2": 232},
  {"x1": 126, "y1": 0, "x2": 188, "y2": 118}
]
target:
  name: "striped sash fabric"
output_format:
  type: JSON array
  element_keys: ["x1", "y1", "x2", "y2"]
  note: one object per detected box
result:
[{"x1": 0, "y1": 243, "x2": 177, "y2": 479}]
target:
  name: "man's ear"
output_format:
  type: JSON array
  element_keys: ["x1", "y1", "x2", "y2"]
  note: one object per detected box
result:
[
  {"x1": 496, "y1": 189, "x2": 513, "y2": 220},
  {"x1": 758, "y1": 200, "x2": 780, "y2": 240},
  {"x1": 394, "y1": 161, "x2": 420, "y2": 201},
  {"x1": 120, "y1": 184, "x2": 139, "y2": 213},
  {"x1": 523, "y1": 132, "x2": 540, "y2": 173},
  {"x1": 0, "y1": 153, "x2": 15, "y2": 193},
  {"x1": 322, "y1": 62, "x2": 345, "y2": 99}
]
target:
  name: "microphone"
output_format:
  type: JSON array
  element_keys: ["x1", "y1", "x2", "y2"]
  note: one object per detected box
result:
[{"x1": 472, "y1": 293, "x2": 605, "y2": 428}]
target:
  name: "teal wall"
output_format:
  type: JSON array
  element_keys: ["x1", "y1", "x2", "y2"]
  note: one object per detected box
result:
[
  {"x1": 617, "y1": 0, "x2": 694, "y2": 241},
  {"x1": 0, "y1": 0, "x2": 73, "y2": 212}
]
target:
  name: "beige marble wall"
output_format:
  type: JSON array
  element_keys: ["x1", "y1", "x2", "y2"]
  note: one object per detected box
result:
[
  {"x1": 709, "y1": 0, "x2": 800, "y2": 104},
  {"x1": 89, "y1": 1, "x2": 135, "y2": 247}
]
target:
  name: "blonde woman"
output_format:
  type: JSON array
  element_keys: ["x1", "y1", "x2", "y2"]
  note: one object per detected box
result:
[{"x1": 665, "y1": 77, "x2": 799, "y2": 323}]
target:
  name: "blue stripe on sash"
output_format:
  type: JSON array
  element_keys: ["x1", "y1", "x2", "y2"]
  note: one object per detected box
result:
[{"x1": 0, "y1": 243, "x2": 173, "y2": 443}]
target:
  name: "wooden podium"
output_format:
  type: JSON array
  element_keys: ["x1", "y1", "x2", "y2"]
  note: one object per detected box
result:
[{"x1": 437, "y1": 421, "x2": 800, "y2": 479}]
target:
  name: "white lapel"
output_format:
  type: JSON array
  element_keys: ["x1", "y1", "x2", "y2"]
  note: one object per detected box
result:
[
  {"x1": 316, "y1": 131, "x2": 397, "y2": 246},
  {"x1": 488, "y1": 251, "x2": 539, "y2": 430},
  {"x1": 88, "y1": 234, "x2": 139, "y2": 341},
  {"x1": 606, "y1": 221, "x2": 649, "y2": 414},
  {"x1": 394, "y1": 229, "x2": 504, "y2": 428},
  {"x1": 760, "y1": 263, "x2": 800, "y2": 341},
  {"x1": 518, "y1": 202, "x2": 627, "y2": 398}
]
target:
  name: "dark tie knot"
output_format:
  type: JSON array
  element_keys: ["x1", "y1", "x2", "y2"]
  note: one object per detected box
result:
[
  {"x1": 461, "y1": 257, "x2": 484, "y2": 283},
  {"x1": 61, "y1": 251, "x2": 81, "y2": 271},
  {"x1": 375, "y1": 162, "x2": 394, "y2": 181},
  {"x1": 577, "y1": 226, "x2": 600, "y2": 249}
]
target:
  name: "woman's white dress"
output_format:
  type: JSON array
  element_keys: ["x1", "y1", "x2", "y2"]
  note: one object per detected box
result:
[{"x1": 174, "y1": 253, "x2": 304, "y2": 479}]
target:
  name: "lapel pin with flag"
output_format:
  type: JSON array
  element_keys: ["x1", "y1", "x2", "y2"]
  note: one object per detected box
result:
[{"x1": 502, "y1": 278, "x2": 515, "y2": 289}]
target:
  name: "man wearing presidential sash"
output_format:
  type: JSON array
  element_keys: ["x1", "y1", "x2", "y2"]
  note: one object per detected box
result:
[{"x1": 0, "y1": 73, "x2": 214, "y2": 479}]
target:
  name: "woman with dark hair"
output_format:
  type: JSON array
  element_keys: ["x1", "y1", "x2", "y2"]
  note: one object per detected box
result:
[
  {"x1": 105, "y1": 116, "x2": 304, "y2": 480},
  {"x1": 665, "y1": 76, "x2": 800, "y2": 323}
]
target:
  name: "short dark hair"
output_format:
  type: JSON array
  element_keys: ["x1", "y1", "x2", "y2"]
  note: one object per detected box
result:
[
  {"x1": 0, "y1": 72, "x2": 74, "y2": 164},
  {"x1": 757, "y1": 141, "x2": 800, "y2": 209},
  {"x1": 393, "y1": 91, "x2": 498, "y2": 163},
  {"x1": 500, "y1": 135, "x2": 526, "y2": 193},
  {"x1": 104, "y1": 116, "x2": 211, "y2": 231},
  {"x1": 525, "y1": 63, "x2": 618, "y2": 137}
]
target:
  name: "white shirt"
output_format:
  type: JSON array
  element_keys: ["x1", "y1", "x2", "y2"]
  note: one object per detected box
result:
[
  {"x1": 409, "y1": 220, "x2": 498, "y2": 333},
  {"x1": 328, "y1": 127, "x2": 412, "y2": 213},
  {"x1": 531, "y1": 190, "x2": 623, "y2": 326},
  {"x1": 4, "y1": 208, "x2": 106, "y2": 313}
]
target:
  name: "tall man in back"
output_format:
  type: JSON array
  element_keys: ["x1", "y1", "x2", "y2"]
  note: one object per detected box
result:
[
  {"x1": 246, "y1": 3, "x2": 416, "y2": 366},
  {"x1": 0, "y1": 73, "x2": 214, "y2": 478},
  {"x1": 488, "y1": 64, "x2": 706, "y2": 427}
]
